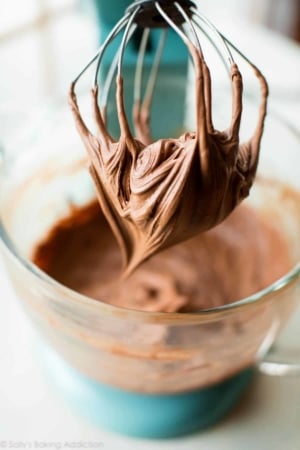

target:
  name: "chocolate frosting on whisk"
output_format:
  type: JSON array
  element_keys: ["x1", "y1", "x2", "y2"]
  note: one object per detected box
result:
[{"x1": 69, "y1": 40, "x2": 268, "y2": 276}]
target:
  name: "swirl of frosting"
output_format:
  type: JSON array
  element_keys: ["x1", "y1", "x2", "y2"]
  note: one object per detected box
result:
[{"x1": 69, "y1": 42, "x2": 268, "y2": 276}]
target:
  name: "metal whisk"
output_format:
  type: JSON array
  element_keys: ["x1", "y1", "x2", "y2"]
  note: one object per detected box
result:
[
  {"x1": 69, "y1": 0, "x2": 268, "y2": 273},
  {"x1": 70, "y1": 0, "x2": 267, "y2": 143}
]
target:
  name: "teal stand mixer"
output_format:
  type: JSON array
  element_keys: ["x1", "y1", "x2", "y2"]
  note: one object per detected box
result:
[
  {"x1": 43, "y1": 343, "x2": 253, "y2": 438},
  {"x1": 41, "y1": 0, "x2": 258, "y2": 438}
]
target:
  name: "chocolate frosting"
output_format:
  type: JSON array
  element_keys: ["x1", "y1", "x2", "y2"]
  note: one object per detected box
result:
[
  {"x1": 32, "y1": 199, "x2": 292, "y2": 313},
  {"x1": 69, "y1": 43, "x2": 268, "y2": 275}
]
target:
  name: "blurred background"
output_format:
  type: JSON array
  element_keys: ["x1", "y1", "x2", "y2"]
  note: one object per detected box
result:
[{"x1": 1, "y1": 0, "x2": 300, "y2": 110}]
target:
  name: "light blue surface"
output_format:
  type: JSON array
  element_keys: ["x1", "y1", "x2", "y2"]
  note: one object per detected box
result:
[{"x1": 41, "y1": 343, "x2": 254, "y2": 438}]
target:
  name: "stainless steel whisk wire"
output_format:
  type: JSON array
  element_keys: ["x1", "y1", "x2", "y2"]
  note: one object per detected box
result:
[{"x1": 71, "y1": 0, "x2": 266, "y2": 143}]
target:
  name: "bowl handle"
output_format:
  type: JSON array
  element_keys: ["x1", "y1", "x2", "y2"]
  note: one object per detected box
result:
[
  {"x1": 257, "y1": 306, "x2": 300, "y2": 376},
  {"x1": 258, "y1": 359, "x2": 300, "y2": 376}
]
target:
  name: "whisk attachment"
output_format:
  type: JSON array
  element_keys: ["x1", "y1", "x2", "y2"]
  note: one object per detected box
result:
[{"x1": 69, "y1": 1, "x2": 269, "y2": 275}]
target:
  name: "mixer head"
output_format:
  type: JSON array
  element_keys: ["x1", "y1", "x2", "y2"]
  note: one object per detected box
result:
[{"x1": 126, "y1": 0, "x2": 194, "y2": 28}]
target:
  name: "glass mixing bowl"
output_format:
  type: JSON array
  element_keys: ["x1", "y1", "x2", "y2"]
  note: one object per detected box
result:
[{"x1": 0, "y1": 99, "x2": 299, "y2": 438}]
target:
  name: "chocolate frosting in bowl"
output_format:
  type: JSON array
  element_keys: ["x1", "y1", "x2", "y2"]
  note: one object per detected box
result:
[
  {"x1": 69, "y1": 44, "x2": 268, "y2": 275},
  {"x1": 32, "y1": 197, "x2": 292, "y2": 314}
]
